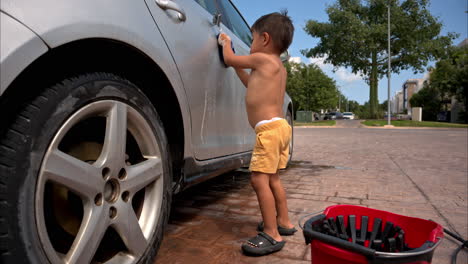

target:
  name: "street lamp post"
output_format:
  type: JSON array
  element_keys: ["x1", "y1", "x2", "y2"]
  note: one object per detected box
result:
[{"x1": 387, "y1": 0, "x2": 391, "y2": 126}]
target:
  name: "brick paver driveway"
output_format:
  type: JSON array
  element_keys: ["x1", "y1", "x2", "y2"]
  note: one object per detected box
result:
[{"x1": 155, "y1": 125, "x2": 467, "y2": 264}]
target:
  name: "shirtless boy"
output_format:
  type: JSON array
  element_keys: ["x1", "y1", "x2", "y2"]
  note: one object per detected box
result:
[{"x1": 218, "y1": 11, "x2": 295, "y2": 256}]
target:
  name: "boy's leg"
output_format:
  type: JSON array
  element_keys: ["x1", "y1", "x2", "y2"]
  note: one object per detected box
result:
[
  {"x1": 250, "y1": 171, "x2": 282, "y2": 242},
  {"x1": 269, "y1": 171, "x2": 294, "y2": 228}
]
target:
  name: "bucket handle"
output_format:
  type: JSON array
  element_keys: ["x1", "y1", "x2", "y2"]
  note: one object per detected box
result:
[
  {"x1": 374, "y1": 237, "x2": 443, "y2": 258},
  {"x1": 302, "y1": 228, "x2": 442, "y2": 259},
  {"x1": 298, "y1": 210, "x2": 323, "y2": 230},
  {"x1": 303, "y1": 229, "x2": 377, "y2": 257}
]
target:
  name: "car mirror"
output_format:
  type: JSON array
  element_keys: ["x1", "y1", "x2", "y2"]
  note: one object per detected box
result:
[{"x1": 280, "y1": 50, "x2": 290, "y2": 63}]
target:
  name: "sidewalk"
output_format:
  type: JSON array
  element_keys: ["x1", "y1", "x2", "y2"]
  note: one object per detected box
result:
[{"x1": 155, "y1": 127, "x2": 467, "y2": 263}]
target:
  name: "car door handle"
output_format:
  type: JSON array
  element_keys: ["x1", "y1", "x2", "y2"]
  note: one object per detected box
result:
[
  {"x1": 155, "y1": 0, "x2": 186, "y2": 21},
  {"x1": 213, "y1": 13, "x2": 222, "y2": 27}
]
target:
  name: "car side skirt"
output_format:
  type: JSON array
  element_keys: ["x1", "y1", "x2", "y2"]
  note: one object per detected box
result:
[{"x1": 175, "y1": 152, "x2": 252, "y2": 193}]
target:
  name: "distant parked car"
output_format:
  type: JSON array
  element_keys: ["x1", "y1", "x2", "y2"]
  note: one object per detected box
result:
[
  {"x1": 437, "y1": 111, "x2": 451, "y2": 122},
  {"x1": 342, "y1": 112, "x2": 355, "y2": 120},
  {"x1": 384, "y1": 114, "x2": 398, "y2": 121},
  {"x1": 324, "y1": 112, "x2": 343, "y2": 120}
]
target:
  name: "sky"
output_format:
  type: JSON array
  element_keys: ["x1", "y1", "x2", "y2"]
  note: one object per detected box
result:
[{"x1": 232, "y1": 0, "x2": 468, "y2": 104}]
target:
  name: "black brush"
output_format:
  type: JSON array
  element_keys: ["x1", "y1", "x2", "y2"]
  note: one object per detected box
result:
[
  {"x1": 381, "y1": 221, "x2": 394, "y2": 242},
  {"x1": 328, "y1": 217, "x2": 339, "y2": 238},
  {"x1": 357, "y1": 216, "x2": 368, "y2": 245},
  {"x1": 347, "y1": 215, "x2": 357, "y2": 243},
  {"x1": 372, "y1": 239, "x2": 382, "y2": 250},
  {"x1": 396, "y1": 230, "x2": 405, "y2": 251},
  {"x1": 336, "y1": 215, "x2": 349, "y2": 240},
  {"x1": 368, "y1": 218, "x2": 382, "y2": 248},
  {"x1": 385, "y1": 237, "x2": 397, "y2": 252}
]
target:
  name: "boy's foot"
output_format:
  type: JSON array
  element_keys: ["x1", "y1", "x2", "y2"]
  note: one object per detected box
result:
[
  {"x1": 257, "y1": 221, "x2": 298, "y2": 236},
  {"x1": 241, "y1": 232, "x2": 286, "y2": 256}
]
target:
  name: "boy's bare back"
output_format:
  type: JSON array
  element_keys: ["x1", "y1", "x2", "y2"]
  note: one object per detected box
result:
[
  {"x1": 245, "y1": 54, "x2": 287, "y2": 128},
  {"x1": 219, "y1": 11, "x2": 293, "y2": 128}
]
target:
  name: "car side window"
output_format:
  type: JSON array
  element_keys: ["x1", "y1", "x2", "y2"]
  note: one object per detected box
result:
[
  {"x1": 217, "y1": 0, "x2": 252, "y2": 46},
  {"x1": 194, "y1": 0, "x2": 218, "y2": 15}
]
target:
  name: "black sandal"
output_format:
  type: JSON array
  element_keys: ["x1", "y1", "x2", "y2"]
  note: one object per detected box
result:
[
  {"x1": 241, "y1": 232, "x2": 286, "y2": 256},
  {"x1": 257, "y1": 221, "x2": 298, "y2": 236}
]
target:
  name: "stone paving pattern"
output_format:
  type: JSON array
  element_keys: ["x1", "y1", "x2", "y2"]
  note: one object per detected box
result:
[{"x1": 155, "y1": 123, "x2": 467, "y2": 264}]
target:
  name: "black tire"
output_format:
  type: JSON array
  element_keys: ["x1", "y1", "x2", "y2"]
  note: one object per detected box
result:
[{"x1": 0, "y1": 73, "x2": 172, "y2": 264}]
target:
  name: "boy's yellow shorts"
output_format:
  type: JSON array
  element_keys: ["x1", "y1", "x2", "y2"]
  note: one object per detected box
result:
[{"x1": 249, "y1": 119, "x2": 292, "y2": 174}]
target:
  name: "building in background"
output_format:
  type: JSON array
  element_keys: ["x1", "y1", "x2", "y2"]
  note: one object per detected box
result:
[
  {"x1": 403, "y1": 78, "x2": 425, "y2": 115},
  {"x1": 391, "y1": 90, "x2": 404, "y2": 114},
  {"x1": 391, "y1": 79, "x2": 425, "y2": 115}
]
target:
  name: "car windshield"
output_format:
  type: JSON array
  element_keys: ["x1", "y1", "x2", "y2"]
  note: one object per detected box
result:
[{"x1": 343, "y1": 113, "x2": 352, "y2": 115}]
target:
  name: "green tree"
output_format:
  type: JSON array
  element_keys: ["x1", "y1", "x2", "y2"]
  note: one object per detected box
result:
[
  {"x1": 337, "y1": 91, "x2": 348, "y2": 111},
  {"x1": 347, "y1": 100, "x2": 361, "y2": 112},
  {"x1": 285, "y1": 62, "x2": 304, "y2": 114},
  {"x1": 354, "y1": 101, "x2": 370, "y2": 119},
  {"x1": 285, "y1": 62, "x2": 339, "y2": 113},
  {"x1": 379, "y1": 100, "x2": 388, "y2": 116},
  {"x1": 302, "y1": 0, "x2": 455, "y2": 118},
  {"x1": 427, "y1": 45, "x2": 468, "y2": 122},
  {"x1": 410, "y1": 84, "x2": 442, "y2": 121}
]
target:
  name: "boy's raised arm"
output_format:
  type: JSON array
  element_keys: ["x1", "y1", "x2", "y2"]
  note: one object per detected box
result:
[
  {"x1": 219, "y1": 33, "x2": 264, "y2": 70},
  {"x1": 234, "y1": 68, "x2": 250, "y2": 88}
]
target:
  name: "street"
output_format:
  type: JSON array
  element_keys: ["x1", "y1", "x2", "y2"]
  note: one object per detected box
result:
[
  {"x1": 335, "y1": 119, "x2": 363, "y2": 128},
  {"x1": 155, "y1": 124, "x2": 468, "y2": 264}
]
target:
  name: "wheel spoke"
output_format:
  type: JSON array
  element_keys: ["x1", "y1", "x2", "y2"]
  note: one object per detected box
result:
[
  {"x1": 113, "y1": 205, "x2": 147, "y2": 257},
  {"x1": 65, "y1": 205, "x2": 109, "y2": 264},
  {"x1": 124, "y1": 158, "x2": 162, "y2": 194},
  {"x1": 105, "y1": 254, "x2": 135, "y2": 264},
  {"x1": 43, "y1": 149, "x2": 102, "y2": 199},
  {"x1": 97, "y1": 102, "x2": 127, "y2": 168}
]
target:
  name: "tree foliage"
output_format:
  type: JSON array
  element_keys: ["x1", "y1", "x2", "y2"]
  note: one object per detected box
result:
[
  {"x1": 347, "y1": 100, "x2": 361, "y2": 113},
  {"x1": 352, "y1": 100, "x2": 386, "y2": 119},
  {"x1": 285, "y1": 62, "x2": 339, "y2": 112},
  {"x1": 411, "y1": 45, "x2": 468, "y2": 122},
  {"x1": 302, "y1": 0, "x2": 456, "y2": 118},
  {"x1": 410, "y1": 84, "x2": 441, "y2": 121},
  {"x1": 429, "y1": 46, "x2": 467, "y2": 110}
]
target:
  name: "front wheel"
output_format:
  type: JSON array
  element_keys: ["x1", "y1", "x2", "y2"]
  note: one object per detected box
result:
[{"x1": 0, "y1": 73, "x2": 172, "y2": 264}]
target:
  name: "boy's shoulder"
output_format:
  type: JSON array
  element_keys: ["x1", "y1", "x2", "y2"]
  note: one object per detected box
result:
[{"x1": 252, "y1": 52, "x2": 282, "y2": 69}]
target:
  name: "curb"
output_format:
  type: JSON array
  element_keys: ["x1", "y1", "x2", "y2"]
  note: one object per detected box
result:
[
  {"x1": 361, "y1": 124, "x2": 468, "y2": 130},
  {"x1": 294, "y1": 126, "x2": 336, "y2": 128}
]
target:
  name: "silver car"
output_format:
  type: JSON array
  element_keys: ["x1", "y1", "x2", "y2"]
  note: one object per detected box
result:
[{"x1": 0, "y1": 1, "x2": 293, "y2": 263}]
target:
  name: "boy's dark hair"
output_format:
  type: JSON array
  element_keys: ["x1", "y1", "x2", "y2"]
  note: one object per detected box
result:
[{"x1": 251, "y1": 10, "x2": 294, "y2": 54}]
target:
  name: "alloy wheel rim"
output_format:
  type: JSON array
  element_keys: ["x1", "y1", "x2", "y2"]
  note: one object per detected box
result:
[{"x1": 35, "y1": 100, "x2": 164, "y2": 264}]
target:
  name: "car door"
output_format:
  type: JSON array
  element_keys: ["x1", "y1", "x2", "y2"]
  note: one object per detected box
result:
[{"x1": 144, "y1": 0, "x2": 251, "y2": 160}]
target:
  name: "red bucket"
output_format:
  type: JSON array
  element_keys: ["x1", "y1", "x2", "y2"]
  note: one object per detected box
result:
[{"x1": 301, "y1": 205, "x2": 443, "y2": 264}]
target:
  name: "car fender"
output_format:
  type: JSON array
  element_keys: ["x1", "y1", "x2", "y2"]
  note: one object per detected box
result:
[
  {"x1": 283, "y1": 93, "x2": 293, "y2": 116},
  {"x1": 1, "y1": 0, "x2": 193, "y2": 158},
  {"x1": 0, "y1": 11, "x2": 48, "y2": 95}
]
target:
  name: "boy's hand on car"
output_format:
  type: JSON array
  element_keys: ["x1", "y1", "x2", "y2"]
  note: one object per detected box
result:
[{"x1": 218, "y1": 33, "x2": 231, "y2": 47}]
